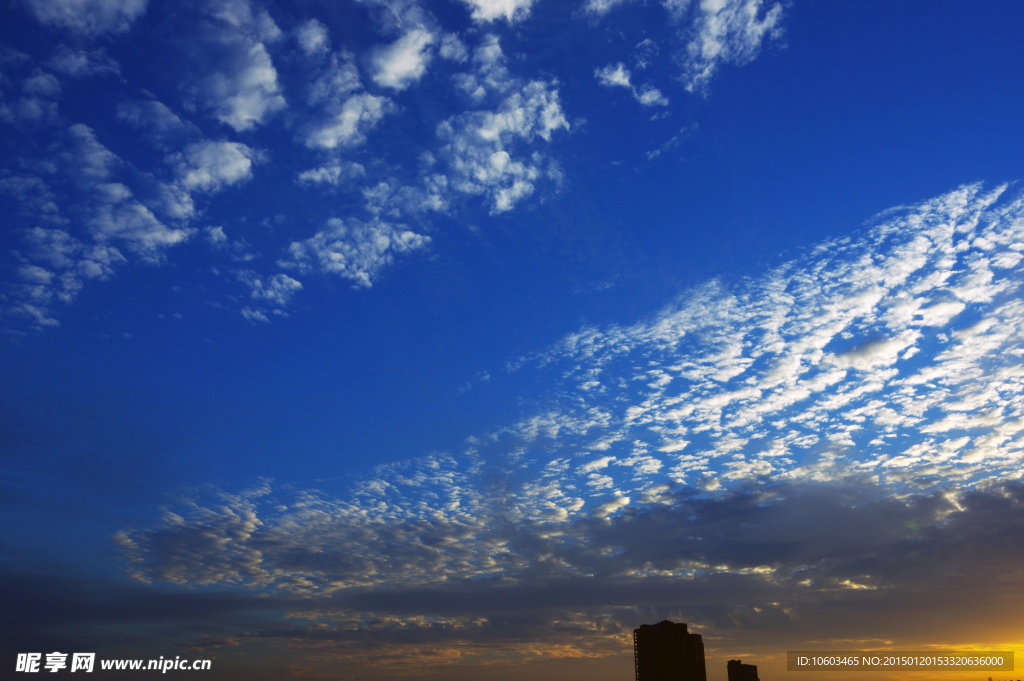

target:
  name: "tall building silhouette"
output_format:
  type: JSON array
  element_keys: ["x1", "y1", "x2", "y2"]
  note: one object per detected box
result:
[
  {"x1": 727, "y1": 659, "x2": 759, "y2": 681},
  {"x1": 633, "y1": 620, "x2": 706, "y2": 681}
]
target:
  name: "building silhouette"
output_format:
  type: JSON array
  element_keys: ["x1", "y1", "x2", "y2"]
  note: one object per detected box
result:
[
  {"x1": 727, "y1": 659, "x2": 759, "y2": 681},
  {"x1": 633, "y1": 620, "x2": 706, "y2": 681}
]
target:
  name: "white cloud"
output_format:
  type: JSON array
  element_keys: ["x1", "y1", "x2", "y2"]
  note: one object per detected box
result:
[
  {"x1": 57, "y1": 125, "x2": 194, "y2": 260},
  {"x1": 595, "y1": 63, "x2": 669, "y2": 108},
  {"x1": 296, "y1": 19, "x2": 330, "y2": 55},
  {"x1": 88, "y1": 184, "x2": 191, "y2": 261},
  {"x1": 662, "y1": 0, "x2": 693, "y2": 21},
  {"x1": 634, "y1": 38, "x2": 659, "y2": 69},
  {"x1": 235, "y1": 270, "x2": 303, "y2": 307},
  {"x1": 45, "y1": 45, "x2": 121, "y2": 77},
  {"x1": 361, "y1": 177, "x2": 450, "y2": 215},
  {"x1": 0, "y1": 123, "x2": 259, "y2": 326},
  {"x1": 460, "y1": 0, "x2": 535, "y2": 23},
  {"x1": 591, "y1": 496, "x2": 630, "y2": 518},
  {"x1": 490, "y1": 183, "x2": 1024, "y2": 494},
  {"x1": 280, "y1": 217, "x2": 430, "y2": 288},
  {"x1": 116, "y1": 99, "x2": 202, "y2": 149},
  {"x1": 172, "y1": 140, "x2": 262, "y2": 194},
  {"x1": 61, "y1": 123, "x2": 119, "y2": 181},
  {"x1": 4, "y1": 224, "x2": 126, "y2": 327},
  {"x1": 583, "y1": 0, "x2": 637, "y2": 16},
  {"x1": 296, "y1": 162, "x2": 366, "y2": 186},
  {"x1": 831, "y1": 331, "x2": 920, "y2": 371},
  {"x1": 240, "y1": 306, "x2": 269, "y2": 323},
  {"x1": 305, "y1": 93, "x2": 393, "y2": 149},
  {"x1": 160, "y1": 140, "x2": 263, "y2": 219},
  {"x1": 0, "y1": 93, "x2": 59, "y2": 125},
  {"x1": 437, "y1": 40, "x2": 570, "y2": 214},
  {"x1": 0, "y1": 62, "x2": 62, "y2": 125},
  {"x1": 300, "y1": 50, "x2": 395, "y2": 150},
  {"x1": 24, "y1": 0, "x2": 148, "y2": 35},
  {"x1": 205, "y1": 226, "x2": 228, "y2": 245},
  {"x1": 595, "y1": 62, "x2": 632, "y2": 89},
  {"x1": 207, "y1": 0, "x2": 280, "y2": 40},
  {"x1": 202, "y1": 42, "x2": 286, "y2": 131},
  {"x1": 193, "y1": 0, "x2": 286, "y2": 131},
  {"x1": 0, "y1": 173, "x2": 66, "y2": 225},
  {"x1": 439, "y1": 33, "x2": 468, "y2": 63},
  {"x1": 112, "y1": 185, "x2": 1024, "y2": 660},
  {"x1": 678, "y1": 0, "x2": 785, "y2": 94},
  {"x1": 580, "y1": 456, "x2": 616, "y2": 473},
  {"x1": 307, "y1": 52, "x2": 361, "y2": 106},
  {"x1": 371, "y1": 29, "x2": 435, "y2": 90},
  {"x1": 22, "y1": 70, "x2": 60, "y2": 97},
  {"x1": 636, "y1": 84, "x2": 669, "y2": 106}
]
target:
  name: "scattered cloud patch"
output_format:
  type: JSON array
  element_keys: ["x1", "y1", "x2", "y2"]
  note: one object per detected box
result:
[
  {"x1": 22, "y1": 70, "x2": 61, "y2": 98},
  {"x1": 595, "y1": 63, "x2": 669, "y2": 108},
  {"x1": 280, "y1": 217, "x2": 430, "y2": 288},
  {"x1": 595, "y1": 62, "x2": 632, "y2": 89},
  {"x1": 633, "y1": 38, "x2": 659, "y2": 69},
  {"x1": 583, "y1": 0, "x2": 637, "y2": 16},
  {"x1": 161, "y1": 139, "x2": 264, "y2": 219},
  {"x1": 172, "y1": 140, "x2": 262, "y2": 193},
  {"x1": 296, "y1": 162, "x2": 366, "y2": 186},
  {"x1": 371, "y1": 28, "x2": 435, "y2": 90},
  {"x1": 60, "y1": 124, "x2": 193, "y2": 260},
  {"x1": 240, "y1": 306, "x2": 269, "y2": 323},
  {"x1": 295, "y1": 18, "x2": 330, "y2": 55},
  {"x1": 460, "y1": 0, "x2": 536, "y2": 23},
  {"x1": 191, "y1": 0, "x2": 287, "y2": 131},
  {"x1": 0, "y1": 59, "x2": 61, "y2": 126},
  {"x1": 305, "y1": 93, "x2": 393, "y2": 149},
  {"x1": 236, "y1": 270, "x2": 302, "y2": 308},
  {"x1": 439, "y1": 33, "x2": 468, "y2": 63},
  {"x1": 45, "y1": 45, "x2": 121, "y2": 78},
  {"x1": 116, "y1": 99, "x2": 202, "y2": 150},
  {"x1": 676, "y1": 0, "x2": 785, "y2": 93},
  {"x1": 24, "y1": 0, "x2": 148, "y2": 35},
  {"x1": 437, "y1": 37, "x2": 570, "y2": 214},
  {"x1": 0, "y1": 120, "x2": 269, "y2": 327}
]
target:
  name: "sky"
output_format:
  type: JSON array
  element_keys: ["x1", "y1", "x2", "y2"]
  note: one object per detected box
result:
[{"x1": 2, "y1": 0, "x2": 1024, "y2": 679}]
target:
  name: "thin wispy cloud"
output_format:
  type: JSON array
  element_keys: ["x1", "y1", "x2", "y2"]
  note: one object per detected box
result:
[
  {"x1": 676, "y1": 0, "x2": 785, "y2": 93},
  {"x1": 24, "y1": 0, "x2": 149, "y2": 35},
  {"x1": 45, "y1": 45, "x2": 122, "y2": 78}
]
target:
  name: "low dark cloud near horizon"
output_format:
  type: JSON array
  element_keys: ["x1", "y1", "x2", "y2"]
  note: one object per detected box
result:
[{"x1": 7, "y1": 476, "x2": 1022, "y2": 676}]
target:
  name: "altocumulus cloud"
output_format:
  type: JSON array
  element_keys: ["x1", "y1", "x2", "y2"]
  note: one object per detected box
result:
[
  {"x1": 4, "y1": 0, "x2": 786, "y2": 333},
  {"x1": 2, "y1": 20, "x2": 575, "y2": 329},
  {"x1": 116, "y1": 183, "x2": 1024, "y2": 664}
]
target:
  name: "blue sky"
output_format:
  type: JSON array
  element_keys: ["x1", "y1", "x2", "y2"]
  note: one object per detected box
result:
[{"x1": 3, "y1": 1, "x2": 1024, "y2": 679}]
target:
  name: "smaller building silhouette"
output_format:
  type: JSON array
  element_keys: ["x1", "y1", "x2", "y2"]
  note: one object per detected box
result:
[{"x1": 727, "y1": 659, "x2": 759, "y2": 681}]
